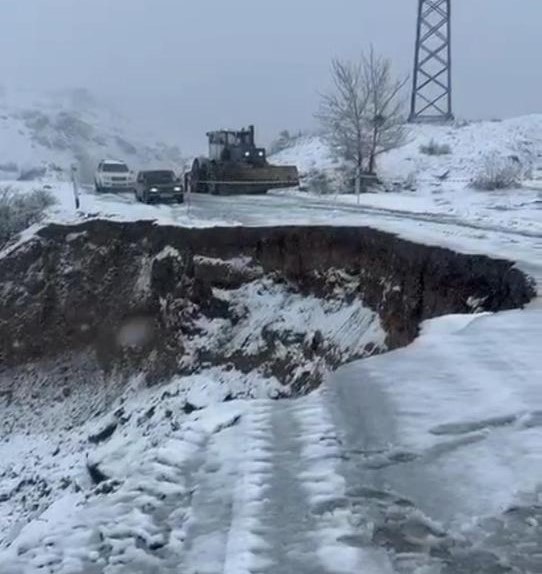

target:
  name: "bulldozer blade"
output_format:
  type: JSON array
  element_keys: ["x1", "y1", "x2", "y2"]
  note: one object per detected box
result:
[{"x1": 209, "y1": 164, "x2": 299, "y2": 195}]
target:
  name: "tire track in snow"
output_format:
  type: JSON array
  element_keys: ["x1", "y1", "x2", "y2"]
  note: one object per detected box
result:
[
  {"x1": 258, "y1": 400, "x2": 332, "y2": 574},
  {"x1": 172, "y1": 429, "x2": 236, "y2": 574},
  {"x1": 292, "y1": 391, "x2": 394, "y2": 574},
  {"x1": 323, "y1": 367, "x2": 451, "y2": 573},
  {"x1": 177, "y1": 401, "x2": 274, "y2": 574},
  {"x1": 222, "y1": 400, "x2": 274, "y2": 574}
]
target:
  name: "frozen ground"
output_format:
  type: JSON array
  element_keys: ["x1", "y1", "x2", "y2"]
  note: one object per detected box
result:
[{"x1": 1, "y1": 116, "x2": 541, "y2": 572}]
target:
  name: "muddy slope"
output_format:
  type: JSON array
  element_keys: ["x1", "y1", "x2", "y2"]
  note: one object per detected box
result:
[{"x1": 0, "y1": 220, "x2": 534, "y2": 387}]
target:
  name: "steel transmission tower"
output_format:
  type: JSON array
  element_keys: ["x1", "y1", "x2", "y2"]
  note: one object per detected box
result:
[{"x1": 409, "y1": 0, "x2": 454, "y2": 122}]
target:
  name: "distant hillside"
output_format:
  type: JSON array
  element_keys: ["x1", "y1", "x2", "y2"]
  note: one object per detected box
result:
[{"x1": 0, "y1": 88, "x2": 185, "y2": 183}]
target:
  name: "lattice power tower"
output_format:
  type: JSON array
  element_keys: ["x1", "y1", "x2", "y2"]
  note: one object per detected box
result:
[{"x1": 409, "y1": 0, "x2": 454, "y2": 122}]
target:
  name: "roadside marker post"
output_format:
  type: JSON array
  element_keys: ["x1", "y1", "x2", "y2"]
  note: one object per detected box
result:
[
  {"x1": 355, "y1": 166, "x2": 361, "y2": 205},
  {"x1": 71, "y1": 165, "x2": 80, "y2": 211},
  {"x1": 185, "y1": 172, "x2": 191, "y2": 217}
]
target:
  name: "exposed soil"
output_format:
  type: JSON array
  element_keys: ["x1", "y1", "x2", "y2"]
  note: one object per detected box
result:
[{"x1": 0, "y1": 220, "x2": 535, "y2": 393}]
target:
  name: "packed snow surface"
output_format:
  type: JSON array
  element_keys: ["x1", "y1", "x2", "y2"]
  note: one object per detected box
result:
[
  {"x1": 1, "y1": 114, "x2": 541, "y2": 572},
  {"x1": 1, "y1": 305, "x2": 540, "y2": 572}
]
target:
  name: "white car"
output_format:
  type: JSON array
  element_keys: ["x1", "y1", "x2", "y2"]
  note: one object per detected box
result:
[{"x1": 94, "y1": 160, "x2": 135, "y2": 192}]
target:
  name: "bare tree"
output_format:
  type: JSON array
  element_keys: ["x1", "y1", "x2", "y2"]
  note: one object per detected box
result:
[
  {"x1": 316, "y1": 59, "x2": 369, "y2": 182},
  {"x1": 317, "y1": 48, "x2": 408, "y2": 188}
]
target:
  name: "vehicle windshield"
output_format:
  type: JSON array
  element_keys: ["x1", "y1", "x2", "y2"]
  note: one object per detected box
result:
[
  {"x1": 143, "y1": 171, "x2": 175, "y2": 183},
  {"x1": 102, "y1": 163, "x2": 129, "y2": 173}
]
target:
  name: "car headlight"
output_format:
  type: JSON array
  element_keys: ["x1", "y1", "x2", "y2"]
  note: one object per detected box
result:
[
  {"x1": 174, "y1": 186, "x2": 182, "y2": 192},
  {"x1": 244, "y1": 151, "x2": 250, "y2": 157},
  {"x1": 150, "y1": 187, "x2": 158, "y2": 192},
  {"x1": 258, "y1": 151, "x2": 264, "y2": 157}
]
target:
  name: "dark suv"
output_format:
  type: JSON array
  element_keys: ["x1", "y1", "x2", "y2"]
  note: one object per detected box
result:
[{"x1": 135, "y1": 170, "x2": 184, "y2": 204}]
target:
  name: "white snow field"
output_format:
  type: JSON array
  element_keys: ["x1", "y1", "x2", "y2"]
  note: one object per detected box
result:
[{"x1": 0, "y1": 115, "x2": 541, "y2": 572}]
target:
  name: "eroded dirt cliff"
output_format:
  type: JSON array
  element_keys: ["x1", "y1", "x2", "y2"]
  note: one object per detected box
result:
[{"x1": 0, "y1": 220, "x2": 535, "y2": 393}]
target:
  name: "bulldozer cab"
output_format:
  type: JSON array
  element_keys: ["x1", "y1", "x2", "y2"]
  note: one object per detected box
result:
[{"x1": 207, "y1": 125, "x2": 267, "y2": 166}]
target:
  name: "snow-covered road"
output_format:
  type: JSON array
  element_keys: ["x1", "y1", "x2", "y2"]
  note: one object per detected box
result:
[
  {"x1": 170, "y1": 308, "x2": 542, "y2": 574},
  {"x1": 86, "y1": 188, "x2": 542, "y2": 291},
  {"x1": 33, "y1": 183, "x2": 541, "y2": 283},
  {"x1": 4, "y1": 314, "x2": 540, "y2": 573}
]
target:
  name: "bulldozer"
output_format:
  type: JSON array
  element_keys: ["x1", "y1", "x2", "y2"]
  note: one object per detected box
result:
[{"x1": 185, "y1": 125, "x2": 299, "y2": 195}]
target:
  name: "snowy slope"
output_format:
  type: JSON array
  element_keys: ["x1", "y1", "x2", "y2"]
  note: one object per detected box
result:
[
  {"x1": 0, "y1": 88, "x2": 184, "y2": 183},
  {"x1": 272, "y1": 115, "x2": 542, "y2": 186},
  {"x1": 272, "y1": 135, "x2": 340, "y2": 176},
  {"x1": 379, "y1": 116, "x2": 542, "y2": 183}
]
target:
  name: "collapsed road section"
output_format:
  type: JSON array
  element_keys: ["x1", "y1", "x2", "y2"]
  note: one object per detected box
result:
[{"x1": 0, "y1": 220, "x2": 534, "y2": 392}]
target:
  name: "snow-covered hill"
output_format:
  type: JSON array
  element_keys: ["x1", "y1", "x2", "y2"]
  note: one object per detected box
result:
[
  {"x1": 272, "y1": 115, "x2": 542, "y2": 188},
  {"x1": 0, "y1": 88, "x2": 184, "y2": 183},
  {"x1": 380, "y1": 116, "x2": 542, "y2": 183}
]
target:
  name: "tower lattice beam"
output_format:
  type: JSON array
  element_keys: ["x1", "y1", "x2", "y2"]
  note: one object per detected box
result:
[{"x1": 409, "y1": 0, "x2": 454, "y2": 122}]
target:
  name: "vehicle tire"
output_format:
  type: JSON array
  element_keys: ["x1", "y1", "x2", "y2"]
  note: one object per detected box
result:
[
  {"x1": 190, "y1": 159, "x2": 203, "y2": 193},
  {"x1": 191, "y1": 157, "x2": 213, "y2": 194},
  {"x1": 134, "y1": 190, "x2": 140, "y2": 202},
  {"x1": 208, "y1": 162, "x2": 219, "y2": 195},
  {"x1": 142, "y1": 192, "x2": 150, "y2": 204},
  {"x1": 95, "y1": 181, "x2": 102, "y2": 193},
  {"x1": 177, "y1": 195, "x2": 184, "y2": 204}
]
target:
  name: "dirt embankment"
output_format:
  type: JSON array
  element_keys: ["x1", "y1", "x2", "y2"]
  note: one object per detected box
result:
[{"x1": 0, "y1": 220, "x2": 535, "y2": 392}]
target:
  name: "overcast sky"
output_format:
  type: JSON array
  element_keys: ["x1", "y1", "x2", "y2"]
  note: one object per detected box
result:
[{"x1": 1, "y1": 0, "x2": 541, "y2": 150}]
